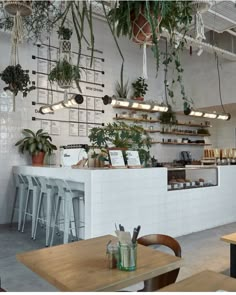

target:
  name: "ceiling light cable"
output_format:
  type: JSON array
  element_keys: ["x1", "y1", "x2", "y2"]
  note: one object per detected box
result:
[{"x1": 215, "y1": 52, "x2": 226, "y2": 114}]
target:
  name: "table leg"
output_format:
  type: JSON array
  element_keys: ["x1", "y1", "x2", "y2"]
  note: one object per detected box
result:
[{"x1": 230, "y1": 244, "x2": 236, "y2": 278}]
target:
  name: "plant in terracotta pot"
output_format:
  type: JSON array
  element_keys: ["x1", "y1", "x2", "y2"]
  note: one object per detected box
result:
[
  {"x1": 132, "y1": 77, "x2": 148, "y2": 101},
  {"x1": 88, "y1": 122, "x2": 151, "y2": 166},
  {"x1": 15, "y1": 129, "x2": 57, "y2": 166},
  {"x1": 107, "y1": 1, "x2": 193, "y2": 72},
  {"x1": 0, "y1": 64, "x2": 35, "y2": 97}
]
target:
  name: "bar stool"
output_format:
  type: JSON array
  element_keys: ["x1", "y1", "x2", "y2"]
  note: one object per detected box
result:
[
  {"x1": 10, "y1": 173, "x2": 27, "y2": 231},
  {"x1": 50, "y1": 179, "x2": 85, "y2": 246},
  {"x1": 21, "y1": 175, "x2": 40, "y2": 238},
  {"x1": 33, "y1": 176, "x2": 56, "y2": 246}
]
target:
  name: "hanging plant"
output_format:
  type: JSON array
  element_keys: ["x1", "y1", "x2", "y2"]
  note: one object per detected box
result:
[
  {"x1": 0, "y1": 64, "x2": 35, "y2": 97},
  {"x1": 48, "y1": 59, "x2": 81, "y2": 91},
  {"x1": 108, "y1": 1, "x2": 193, "y2": 73}
]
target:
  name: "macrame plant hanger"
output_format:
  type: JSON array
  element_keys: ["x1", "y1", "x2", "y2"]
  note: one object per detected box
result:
[
  {"x1": 10, "y1": 10, "x2": 24, "y2": 111},
  {"x1": 3, "y1": 1, "x2": 32, "y2": 111},
  {"x1": 58, "y1": 21, "x2": 73, "y2": 103},
  {"x1": 132, "y1": 8, "x2": 162, "y2": 80}
]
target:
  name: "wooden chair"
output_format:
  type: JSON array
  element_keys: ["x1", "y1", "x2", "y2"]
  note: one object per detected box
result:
[{"x1": 137, "y1": 234, "x2": 182, "y2": 292}]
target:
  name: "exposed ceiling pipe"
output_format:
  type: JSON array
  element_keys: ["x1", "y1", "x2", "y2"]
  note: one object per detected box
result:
[{"x1": 226, "y1": 29, "x2": 236, "y2": 37}]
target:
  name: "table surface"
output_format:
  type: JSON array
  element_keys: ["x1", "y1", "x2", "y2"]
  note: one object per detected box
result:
[
  {"x1": 221, "y1": 233, "x2": 236, "y2": 245},
  {"x1": 16, "y1": 235, "x2": 182, "y2": 292},
  {"x1": 159, "y1": 270, "x2": 236, "y2": 292}
]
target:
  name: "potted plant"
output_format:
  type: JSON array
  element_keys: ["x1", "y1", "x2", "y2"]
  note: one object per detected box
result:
[
  {"x1": 15, "y1": 129, "x2": 57, "y2": 166},
  {"x1": 88, "y1": 122, "x2": 151, "y2": 166},
  {"x1": 132, "y1": 77, "x2": 148, "y2": 101},
  {"x1": 0, "y1": 64, "x2": 35, "y2": 97},
  {"x1": 48, "y1": 58, "x2": 81, "y2": 91},
  {"x1": 115, "y1": 79, "x2": 129, "y2": 99},
  {"x1": 108, "y1": 1, "x2": 193, "y2": 72}
]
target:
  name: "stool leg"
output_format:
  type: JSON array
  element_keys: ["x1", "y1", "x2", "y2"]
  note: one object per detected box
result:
[
  {"x1": 50, "y1": 197, "x2": 61, "y2": 247},
  {"x1": 45, "y1": 191, "x2": 52, "y2": 247},
  {"x1": 63, "y1": 194, "x2": 72, "y2": 244},
  {"x1": 10, "y1": 187, "x2": 18, "y2": 228},
  {"x1": 31, "y1": 189, "x2": 39, "y2": 239},
  {"x1": 21, "y1": 189, "x2": 31, "y2": 233},
  {"x1": 33, "y1": 191, "x2": 43, "y2": 240}
]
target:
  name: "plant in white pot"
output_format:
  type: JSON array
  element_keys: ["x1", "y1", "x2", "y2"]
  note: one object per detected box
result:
[{"x1": 15, "y1": 129, "x2": 57, "y2": 166}]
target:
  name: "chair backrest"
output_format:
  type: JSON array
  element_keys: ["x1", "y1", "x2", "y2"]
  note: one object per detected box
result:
[{"x1": 137, "y1": 234, "x2": 182, "y2": 291}]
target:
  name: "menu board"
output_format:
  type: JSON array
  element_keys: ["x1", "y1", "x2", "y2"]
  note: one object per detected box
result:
[
  {"x1": 126, "y1": 151, "x2": 141, "y2": 167},
  {"x1": 69, "y1": 123, "x2": 78, "y2": 136},
  {"x1": 51, "y1": 121, "x2": 60, "y2": 135},
  {"x1": 79, "y1": 123, "x2": 87, "y2": 137}
]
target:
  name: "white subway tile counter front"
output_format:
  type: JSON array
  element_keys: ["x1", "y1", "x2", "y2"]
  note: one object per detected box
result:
[{"x1": 12, "y1": 166, "x2": 236, "y2": 239}]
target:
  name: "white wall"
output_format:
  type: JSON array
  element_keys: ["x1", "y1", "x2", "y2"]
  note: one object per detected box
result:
[{"x1": 0, "y1": 16, "x2": 235, "y2": 224}]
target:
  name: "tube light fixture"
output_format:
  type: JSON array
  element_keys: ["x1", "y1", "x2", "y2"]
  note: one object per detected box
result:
[
  {"x1": 39, "y1": 94, "x2": 84, "y2": 114},
  {"x1": 111, "y1": 97, "x2": 168, "y2": 112},
  {"x1": 217, "y1": 113, "x2": 231, "y2": 121},
  {"x1": 184, "y1": 107, "x2": 231, "y2": 121},
  {"x1": 189, "y1": 110, "x2": 204, "y2": 117},
  {"x1": 152, "y1": 105, "x2": 169, "y2": 112},
  {"x1": 203, "y1": 112, "x2": 217, "y2": 119}
]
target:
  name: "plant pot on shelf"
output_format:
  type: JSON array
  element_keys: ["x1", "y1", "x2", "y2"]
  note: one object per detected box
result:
[
  {"x1": 132, "y1": 96, "x2": 144, "y2": 101},
  {"x1": 32, "y1": 152, "x2": 45, "y2": 166}
]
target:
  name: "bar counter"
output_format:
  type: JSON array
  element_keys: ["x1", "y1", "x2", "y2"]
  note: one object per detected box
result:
[{"x1": 13, "y1": 165, "x2": 236, "y2": 239}]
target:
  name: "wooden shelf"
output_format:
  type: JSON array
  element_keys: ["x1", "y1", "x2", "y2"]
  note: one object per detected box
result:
[
  {"x1": 113, "y1": 117, "x2": 160, "y2": 123},
  {"x1": 145, "y1": 129, "x2": 160, "y2": 133},
  {"x1": 160, "y1": 131, "x2": 210, "y2": 137},
  {"x1": 153, "y1": 142, "x2": 212, "y2": 146},
  {"x1": 160, "y1": 122, "x2": 212, "y2": 128}
]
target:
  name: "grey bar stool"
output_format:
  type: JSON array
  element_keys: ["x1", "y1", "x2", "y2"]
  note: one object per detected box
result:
[
  {"x1": 21, "y1": 175, "x2": 40, "y2": 238},
  {"x1": 33, "y1": 176, "x2": 56, "y2": 246},
  {"x1": 10, "y1": 173, "x2": 27, "y2": 231},
  {"x1": 50, "y1": 179, "x2": 85, "y2": 246}
]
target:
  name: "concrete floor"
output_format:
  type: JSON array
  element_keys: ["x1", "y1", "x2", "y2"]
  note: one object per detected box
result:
[{"x1": 0, "y1": 222, "x2": 234, "y2": 291}]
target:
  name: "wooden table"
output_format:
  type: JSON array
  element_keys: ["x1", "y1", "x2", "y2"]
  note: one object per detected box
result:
[
  {"x1": 16, "y1": 235, "x2": 182, "y2": 292},
  {"x1": 159, "y1": 270, "x2": 236, "y2": 292},
  {"x1": 221, "y1": 233, "x2": 236, "y2": 278}
]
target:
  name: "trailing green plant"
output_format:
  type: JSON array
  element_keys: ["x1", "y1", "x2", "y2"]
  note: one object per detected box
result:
[
  {"x1": 108, "y1": 1, "x2": 193, "y2": 73},
  {"x1": 15, "y1": 129, "x2": 57, "y2": 156},
  {"x1": 132, "y1": 77, "x2": 148, "y2": 98},
  {"x1": 163, "y1": 39, "x2": 193, "y2": 109},
  {"x1": 48, "y1": 59, "x2": 81, "y2": 92},
  {"x1": 0, "y1": 64, "x2": 35, "y2": 97},
  {"x1": 115, "y1": 80, "x2": 129, "y2": 98},
  {"x1": 88, "y1": 122, "x2": 151, "y2": 165},
  {"x1": 159, "y1": 105, "x2": 176, "y2": 125},
  {"x1": 57, "y1": 26, "x2": 73, "y2": 40}
]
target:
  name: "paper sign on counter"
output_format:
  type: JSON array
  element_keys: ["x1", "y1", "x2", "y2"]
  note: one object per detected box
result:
[
  {"x1": 109, "y1": 150, "x2": 125, "y2": 167},
  {"x1": 126, "y1": 151, "x2": 141, "y2": 167}
]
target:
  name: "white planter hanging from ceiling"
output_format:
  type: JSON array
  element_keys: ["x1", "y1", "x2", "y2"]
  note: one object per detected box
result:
[
  {"x1": 190, "y1": 0, "x2": 212, "y2": 14},
  {"x1": 3, "y1": 0, "x2": 32, "y2": 16}
]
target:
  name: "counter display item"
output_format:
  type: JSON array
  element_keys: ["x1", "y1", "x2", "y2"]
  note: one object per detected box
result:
[{"x1": 167, "y1": 166, "x2": 218, "y2": 191}]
